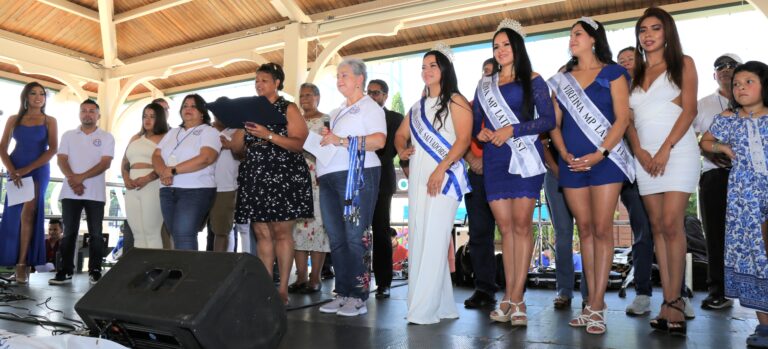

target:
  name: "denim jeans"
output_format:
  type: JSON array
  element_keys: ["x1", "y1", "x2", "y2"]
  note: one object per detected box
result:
[
  {"x1": 464, "y1": 170, "x2": 498, "y2": 296},
  {"x1": 159, "y1": 187, "x2": 216, "y2": 251},
  {"x1": 59, "y1": 199, "x2": 105, "y2": 274},
  {"x1": 621, "y1": 181, "x2": 655, "y2": 296},
  {"x1": 544, "y1": 170, "x2": 587, "y2": 299},
  {"x1": 319, "y1": 167, "x2": 380, "y2": 301}
]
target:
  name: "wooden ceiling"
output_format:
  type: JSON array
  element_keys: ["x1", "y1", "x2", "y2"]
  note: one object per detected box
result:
[{"x1": 0, "y1": 0, "x2": 740, "y2": 98}]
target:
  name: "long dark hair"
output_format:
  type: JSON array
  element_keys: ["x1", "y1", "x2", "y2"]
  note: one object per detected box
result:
[
  {"x1": 140, "y1": 103, "x2": 170, "y2": 136},
  {"x1": 494, "y1": 28, "x2": 534, "y2": 121},
  {"x1": 16, "y1": 82, "x2": 48, "y2": 126},
  {"x1": 179, "y1": 94, "x2": 211, "y2": 126},
  {"x1": 730, "y1": 61, "x2": 768, "y2": 110},
  {"x1": 632, "y1": 7, "x2": 684, "y2": 90},
  {"x1": 565, "y1": 19, "x2": 613, "y2": 72},
  {"x1": 423, "y1": 50, "x2": 461, "y2": 131}
]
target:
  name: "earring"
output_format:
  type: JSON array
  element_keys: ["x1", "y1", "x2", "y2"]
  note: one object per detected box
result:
[{"x1": 24, "y1": 100, "x2": 28, "y2": 109}]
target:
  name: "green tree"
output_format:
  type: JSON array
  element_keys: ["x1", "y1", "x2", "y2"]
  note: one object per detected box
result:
[{"x1": 390, "y1": 91, "x2": 405, "y2": 115}]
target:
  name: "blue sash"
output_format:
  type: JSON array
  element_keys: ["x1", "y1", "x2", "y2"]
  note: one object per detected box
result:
[{"x1": 408, "y1": 97, "x2": 471, "y2": 202}]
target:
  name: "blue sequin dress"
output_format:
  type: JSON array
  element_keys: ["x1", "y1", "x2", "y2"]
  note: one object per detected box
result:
[{"x1": 472, "y1": 76, "x2": 556, "y2": 201}]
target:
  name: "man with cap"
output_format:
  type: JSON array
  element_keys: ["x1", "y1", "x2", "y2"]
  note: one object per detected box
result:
[{"x1": 693, "y1": 53, "x2": 742, "y2": 310}]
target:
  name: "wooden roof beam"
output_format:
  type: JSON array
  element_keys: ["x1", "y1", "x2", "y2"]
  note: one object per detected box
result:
[
  {"x1": 114, "y1": 0, "x2": 194, "y2": 24},
  {"x1": 748, "y1": 0, "x2": 768, "y2": 17},
  {"x1": 0, "y1": 30, "x2": 102, "y2": 82},
  {"x1": 98, "y1": 0, "x2": 118, "y2": 68},
  {"x1": 37, "y1": 0, "x2": 99, "y2": 22},
  {"x1": 269, "y1": 0, "x2": 312, "y2": 23}
]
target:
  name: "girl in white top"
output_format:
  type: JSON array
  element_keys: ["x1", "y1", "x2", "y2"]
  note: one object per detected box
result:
[
  {"x1": 153, "y1": 94, "x2": 221, "y2": 251},
  {"x1": 626, "y1": 8, "x2": 699, "y2": 335},
  {"x1": 122, "y1": 103, "x2": 169, "y2": 249}
]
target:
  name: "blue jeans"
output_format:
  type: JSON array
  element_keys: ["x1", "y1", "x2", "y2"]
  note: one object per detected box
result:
[
  {"x1": 159, "y1": 187, "x2": 216, "y2": 251},
  {"x1": 464, "y1": 170, "x2": 498, "y2": 296},
  {"x1": 621, "y1": 181, "x2": 654, "y2": 296},
  {"x1": 544, "y1": 170, "x2": 587, "y2": 299},
  {"x1": 319, "y1": 167, "x2": 380, "y2": 301}
]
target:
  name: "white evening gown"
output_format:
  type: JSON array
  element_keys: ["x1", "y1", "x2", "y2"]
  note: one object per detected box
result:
[
  {"x1": 629, "y1": 72, "x2": 700, "y2": 195},
  {"x1": 406, "y1": 96, "x2": 460, "y2": 324}
]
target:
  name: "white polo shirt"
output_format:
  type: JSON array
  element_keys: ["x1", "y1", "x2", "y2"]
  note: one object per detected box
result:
[
  {"x1": 58, "y1": 127, "x2": 115, "y2": 202},
  {"x1": 694, "y1": 90, "x2": 730, "y2": 173},
  {"x1": 157, "y1": 124, "x2": 221, "y2": 188},
  {"x1": 214, "y1": 128, "x2": 240, "y2": 192},
  {"x1": 316, "y1": 95, "x2": 386, "y2": 177}
]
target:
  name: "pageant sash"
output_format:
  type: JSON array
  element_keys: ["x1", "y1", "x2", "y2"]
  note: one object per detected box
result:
[
  {"x1": 548, "y1": 72, "x2": 635, "y2": 181},
  {"x1": 408, "y1": 97, "x2": 471, "y2": 202},
  {"x1": 476, "y1": 73, "x2": 546, "y2": 177}
]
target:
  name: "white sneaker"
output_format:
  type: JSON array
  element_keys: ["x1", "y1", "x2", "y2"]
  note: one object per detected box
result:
[
  {"x1": 626, "y1": 295, "x2": 651, "y2": 316},
  {"x1": 682, "y1": 297, "x2": 695, "y2": 319},
  {"x1": 337, "y1": 297, "x2": 367, "y2": 317},
  {"x1": 320, "y1": 296, "x2": 347, "y2": 314}
]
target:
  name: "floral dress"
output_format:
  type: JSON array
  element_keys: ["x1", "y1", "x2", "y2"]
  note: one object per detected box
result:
[
  {"x1": 235, "y1": 97, "x2": 313, "y2": 223},
  {"x1": 709, "y1": 112, "x2": 768, "y2": 312},
  {"x1": 293, "y1": 116, "x2": 330, "y2": 252}
]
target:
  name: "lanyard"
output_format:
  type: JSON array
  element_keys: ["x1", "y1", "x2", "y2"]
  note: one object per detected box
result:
[{"x1": 172, "y1": 125, "x2": 202, "y2": 153}]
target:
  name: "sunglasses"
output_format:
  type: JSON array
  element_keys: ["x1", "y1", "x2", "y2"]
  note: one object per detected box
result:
[
  {"x1": 366, "y1": 90, "x2": 384, "y2": 96},
  {"x1": 715, "y1": 62, "x2": 738, "y2": 71}
]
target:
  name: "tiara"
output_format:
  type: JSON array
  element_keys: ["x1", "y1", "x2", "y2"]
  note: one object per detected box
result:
[
  {"x1": 432, "y1": 42, "x2": 454, "y2": 63},
  {"x1": 497, "y1": 19, "x2": 525, "y2": 38},
  {"x1": 579, "y1": 16, "x2": 599, "y2": 30}
]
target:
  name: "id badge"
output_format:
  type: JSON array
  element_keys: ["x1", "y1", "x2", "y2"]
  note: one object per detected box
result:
[{"x1": 168, "y1": 154, "x2": 178, "y2": 166}]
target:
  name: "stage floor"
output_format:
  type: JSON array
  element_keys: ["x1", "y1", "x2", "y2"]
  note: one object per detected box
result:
[{"x1": 0, "y1": 271, "x2": 758, "y2": 348}]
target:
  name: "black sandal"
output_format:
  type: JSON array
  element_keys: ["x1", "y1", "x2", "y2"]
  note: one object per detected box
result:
[
  {"x1": 287, "y1": 282, "x2": 307, "y2": 293},
  {"x1": 665, "y1": 297, "x2": 687, "y2": 337},
  {"x1": 649, "y1": 300, "x2": 668, "y2": 331}
]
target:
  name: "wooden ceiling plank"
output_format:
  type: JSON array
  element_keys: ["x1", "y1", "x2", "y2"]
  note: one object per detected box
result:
[
  {"x1": 114, "y1": 0, "x2": 193, "y2": 24},
  {"x1": 36, "y1": 0, "x2": 100, "y2": 22}
]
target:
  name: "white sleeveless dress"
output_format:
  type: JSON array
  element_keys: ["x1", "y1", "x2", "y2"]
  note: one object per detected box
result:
[
  {"x1": 629, "y1": 72, "x2": 700, "y2": 195},
  {"x1": 406, "y1": 96, "x2": 460, "y2": 324}
]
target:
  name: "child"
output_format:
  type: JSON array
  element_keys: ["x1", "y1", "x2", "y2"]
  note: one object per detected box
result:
[{"x1": 700, "y1": 60, "x2": 768, "y2": 348}]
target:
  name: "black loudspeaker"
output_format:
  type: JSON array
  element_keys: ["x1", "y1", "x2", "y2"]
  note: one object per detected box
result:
[{"x1": 75, "y1": 249, "x2": 286, "y2": 349}]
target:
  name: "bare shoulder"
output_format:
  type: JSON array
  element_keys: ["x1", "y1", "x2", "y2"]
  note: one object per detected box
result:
[
  {"x1": 682, "y1": 55, "x2": 696, "y2": 69},
  {"x1": 719, "y1": 110, "x2": 735, "y2": 117}
]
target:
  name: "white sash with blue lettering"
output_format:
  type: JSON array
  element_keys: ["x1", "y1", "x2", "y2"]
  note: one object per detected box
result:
[
  {"x1": 476, "y1": 73, "x2": 546, "y2": 178},
  {"x1": 409, "y1": 97, "x2": 471, "y2": 202},
  {"x1": 548, "y1": 72, "x2": 635, "y2": 182}
]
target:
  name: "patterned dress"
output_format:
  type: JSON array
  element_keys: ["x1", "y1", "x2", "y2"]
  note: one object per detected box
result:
[
  {"x1": 293, "y1": 116, "x2": 330, "y2": 252},
  {"x1": 709, "y1": 112, "x2": 768, "y2": 312},
  {"x1": 235, "y1": 97, "x2": 313, "y2": 223}
]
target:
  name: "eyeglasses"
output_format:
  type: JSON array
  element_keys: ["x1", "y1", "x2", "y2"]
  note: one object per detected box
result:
[
  {"x1": 715, "y1": 62, "x2": 738, "y2": 71},
  {"x1": 366, "y1": 90, "x2": 384, "y2": 96}
]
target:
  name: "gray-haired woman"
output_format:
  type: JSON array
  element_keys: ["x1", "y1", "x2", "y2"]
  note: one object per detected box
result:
[{"x1": 317, "y1": 58, "x2": 386, "y2": 316}]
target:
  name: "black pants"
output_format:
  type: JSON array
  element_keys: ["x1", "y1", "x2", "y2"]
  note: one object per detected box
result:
[
  {"x1": 59, "y1": 199, "x2": 105, "y2": 274},
  {"x1": 465, "y1": 171, "x2": 497, "y2": 295},
  {"x1": 700, "y1": 168, "x2": 729, "y2": 298},
  {"x1": 372, "y1": 189, "x2": 394, "y2": 288}
]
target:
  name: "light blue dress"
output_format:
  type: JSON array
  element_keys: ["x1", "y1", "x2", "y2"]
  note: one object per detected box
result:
[{"x1": 709, "y1": 112, "x2": 768, "y2": 312}]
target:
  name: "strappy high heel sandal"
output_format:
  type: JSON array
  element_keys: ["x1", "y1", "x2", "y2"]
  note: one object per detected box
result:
[
  {"x1": 649, "y1": 300, "x2": 668, "y2": 331},
  {"x1": 14, "y1": 264, "x2": 29, "y2": 285},
  {"x1": 665, "y1": 297, "x2": 687, "y2": 337},
  {"x1": 569, "y1": 305, "x2": 592, "y2": 327},
  {"x1": 508, "y1": 301, "x2": 528, "y2": 327},
  {"x1": 490, "y1": 300, "x2": 513, "y2": 322},
  {"x1": 585, "y1": 306, "x2": 607, "y2": 335}
]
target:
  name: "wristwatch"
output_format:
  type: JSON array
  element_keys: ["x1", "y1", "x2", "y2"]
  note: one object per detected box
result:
[
  {"x1": 597, "y1": 146, "x2": 610, "y2": 157},
  {"x1": 339, "y1": 137, "x2": 345, "y2": 146},
  {"x1": 171, "y1": 167, "x2": 177, "y2": 176},
  {"x1": 267, "y1": 133, "x2": 273, "y2": 141}
]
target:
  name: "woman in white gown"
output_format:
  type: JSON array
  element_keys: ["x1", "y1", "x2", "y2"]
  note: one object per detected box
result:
[
  {"x1": 395, "y1": 45, "x2": 472, "y2": 325},
  {"x1": 626, "y1": 7, "x2": 699, "y2": 335}
]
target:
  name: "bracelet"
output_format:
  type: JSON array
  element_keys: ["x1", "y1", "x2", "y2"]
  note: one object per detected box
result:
[{"x1": 712, "y1": 141, "x2": 719, "y2": 153}]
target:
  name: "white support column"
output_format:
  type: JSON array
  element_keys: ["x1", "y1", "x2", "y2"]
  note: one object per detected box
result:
[
  {"x1": 749, "y1": 0, "x2": 768, "y2": 17},
  {"x1": 97, "y1": 0, "x2": 118, "y2": 68},
  {"x1": 282, "y1": 23, "x2": 308, "y2": 98},
  {"x1": 97, "y1": 72, "x2": 121, "y2": 132}
]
